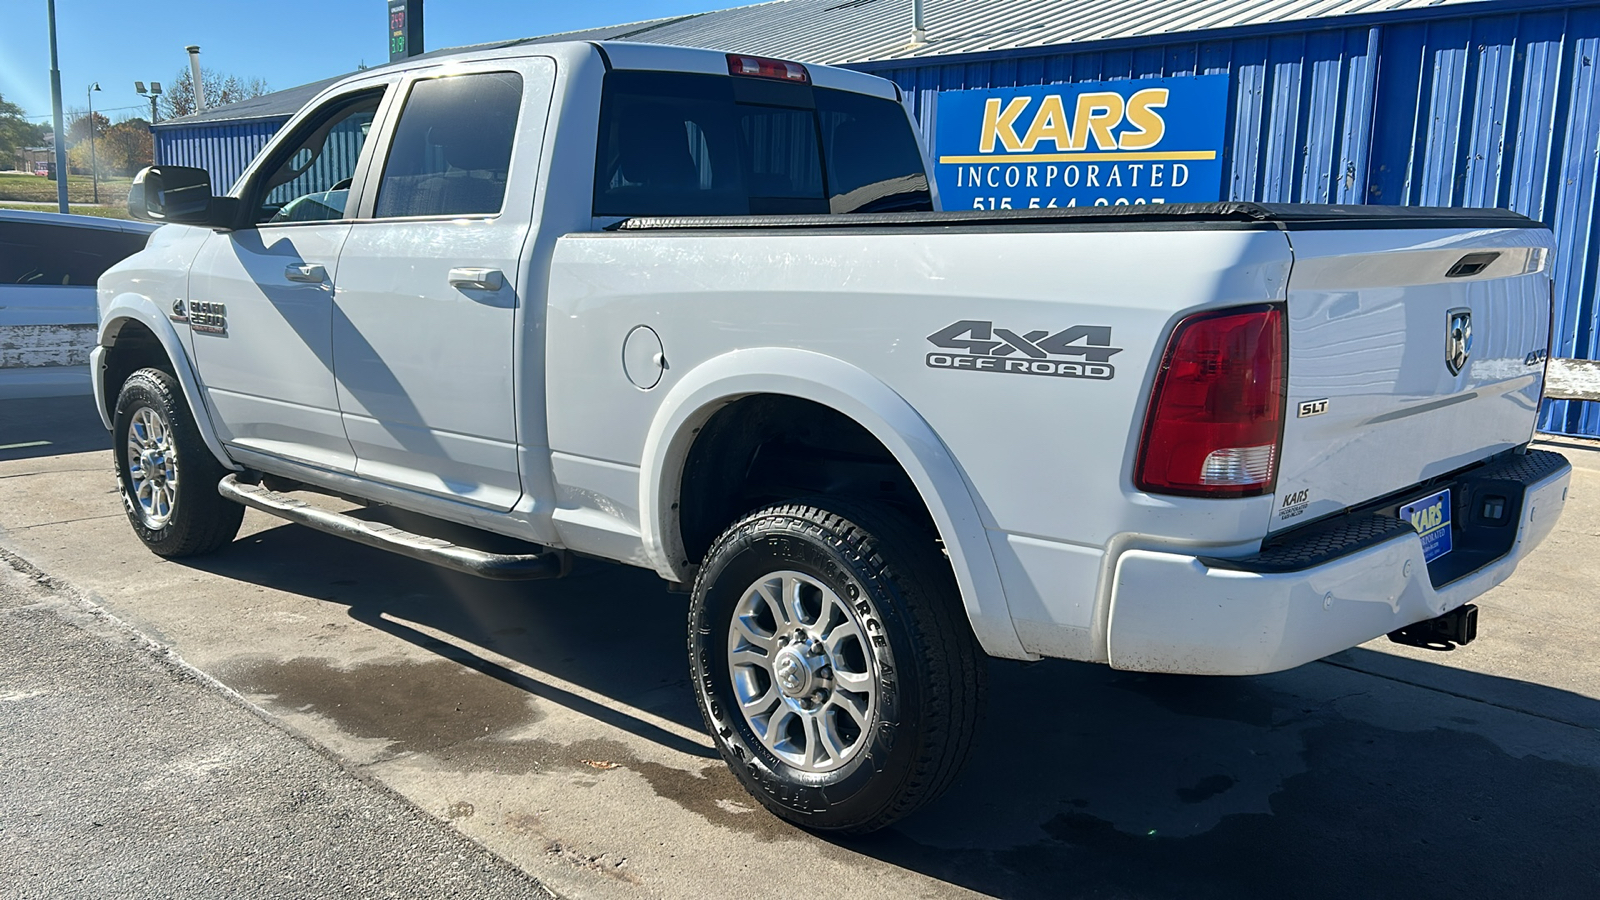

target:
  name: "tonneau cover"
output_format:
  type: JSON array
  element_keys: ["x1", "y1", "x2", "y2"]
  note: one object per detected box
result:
[{"x1": 613, "y1": 203, "x2": 1544, "y2": 233}]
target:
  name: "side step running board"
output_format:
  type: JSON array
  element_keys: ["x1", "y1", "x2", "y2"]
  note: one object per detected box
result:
[{"x1": 218, "y1": 474, "x2": 569, "y2": 581}]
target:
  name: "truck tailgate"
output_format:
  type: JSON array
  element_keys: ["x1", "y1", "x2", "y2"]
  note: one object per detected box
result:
[{"x1": 1271, "y1": 223, "x2": 1554, "y2": 532}]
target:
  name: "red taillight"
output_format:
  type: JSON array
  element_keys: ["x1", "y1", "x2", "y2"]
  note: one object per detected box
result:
[
  {"x1": 726, "y1": 53, "x2": 810, "y2": 83},
  {"x1": 1135, "y1": 305, "x2": 1286, "y2": 498}
]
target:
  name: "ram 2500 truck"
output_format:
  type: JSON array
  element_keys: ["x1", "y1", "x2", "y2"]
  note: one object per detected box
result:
[{"x1": 97, "y1": 40, "x2": 1571, "y2": 833}]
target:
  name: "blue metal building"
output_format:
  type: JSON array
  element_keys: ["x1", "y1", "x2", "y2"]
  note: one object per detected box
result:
[
  {"x1": 152, "y1": 0, "x2": 1600, "y2": 435},
  {"x1": 151, "y1": 76, "x2": 340, "y2": 194}
]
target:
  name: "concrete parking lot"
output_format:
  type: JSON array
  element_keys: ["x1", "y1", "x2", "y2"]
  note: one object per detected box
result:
[{"x1": 3, "y1": 390, "x2": 1599, "y2": 899}]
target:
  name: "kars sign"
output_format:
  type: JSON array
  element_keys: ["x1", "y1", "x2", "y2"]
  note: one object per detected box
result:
[{"x1": 933, "y1": 75, "x2": 1230, "y2": 210}]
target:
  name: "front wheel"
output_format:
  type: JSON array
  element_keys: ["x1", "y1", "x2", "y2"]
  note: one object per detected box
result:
[
  {"x1": 689, "y1": 500, "x2": 986, "y2": 833},
  {"x1": 113, "y1": 368, "x2": 243, "y2": 557}
]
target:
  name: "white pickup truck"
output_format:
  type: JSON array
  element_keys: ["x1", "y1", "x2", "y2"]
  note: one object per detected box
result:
[{"x1": 98, "y1": 40, "x2": 1571, "y2": 832}]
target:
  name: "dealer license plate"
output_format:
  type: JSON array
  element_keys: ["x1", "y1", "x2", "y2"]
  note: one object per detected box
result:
[{"x1": 1399, "y1": 488, "x2": 1453, "y2": 563}]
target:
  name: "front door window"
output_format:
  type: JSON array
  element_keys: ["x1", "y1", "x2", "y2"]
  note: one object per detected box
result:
[{"x1": 253, "y1": 94, "x2": 382, "y2": 224}]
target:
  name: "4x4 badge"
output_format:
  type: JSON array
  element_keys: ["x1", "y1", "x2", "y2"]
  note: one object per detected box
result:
[
  {"x1": 925, "y1": 319, "x2": 1121, "y2": 381},
  {"x1": 1446, "y1": 308, "x2": 1472, "y2": 376}
]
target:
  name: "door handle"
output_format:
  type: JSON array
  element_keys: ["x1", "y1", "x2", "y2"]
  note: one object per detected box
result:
[
  {"x1": 448, "y1": 267, "x2": 504, "y2": 291},
  {"x1": 284, "y1": 263, "x2": 327, "y2": 284}
]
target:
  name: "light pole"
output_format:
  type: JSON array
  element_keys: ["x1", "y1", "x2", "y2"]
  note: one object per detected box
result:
[
  {"x1": 134, "y1": 81, "x2": 161, "y2": 123},
  {"x1": 86, "y1": 82, "x2": 101, "y2": 204},
  {"x1": 135, "y1": 81, "x2": 162, "y2": 165},
  {"x1": 46, "y1": 0, "x2": 68, "y2": 212}
]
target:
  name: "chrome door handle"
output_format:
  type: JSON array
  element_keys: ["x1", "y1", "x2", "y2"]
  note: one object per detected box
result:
[
  {"x1": 284, "y1": 263, "x2": 327, "y2": 283},
  {"x1": 448, "y1": 267, "x2": 504, "y2": 291}
]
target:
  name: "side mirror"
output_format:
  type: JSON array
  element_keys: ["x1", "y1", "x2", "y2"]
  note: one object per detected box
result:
[{"x1": 128, "y1": 165, "x2": 239, "y2": 228}]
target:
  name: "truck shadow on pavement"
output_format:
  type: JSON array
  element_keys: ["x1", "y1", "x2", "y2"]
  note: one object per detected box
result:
[
  {"x1": 182, "y1": 515, "x2": 1600, "y2": 900},
  {"x1": 856, "y1": 658, "x2": 1600, "y2": 899}
]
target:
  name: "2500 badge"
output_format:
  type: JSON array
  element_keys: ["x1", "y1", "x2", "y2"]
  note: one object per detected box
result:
[{"x1": 925, "y1": 319, "x2": 1121, "y2": 381}]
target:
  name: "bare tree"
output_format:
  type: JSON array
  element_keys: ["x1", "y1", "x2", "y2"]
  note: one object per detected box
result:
[{"x1": 160, "y1": 67, "x2": 270, "y2": 119}]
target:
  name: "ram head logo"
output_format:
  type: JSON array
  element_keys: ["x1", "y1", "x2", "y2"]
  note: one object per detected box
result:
[{"x1": 1446, "y1": 308, "x2": 1473, "y2": 376}]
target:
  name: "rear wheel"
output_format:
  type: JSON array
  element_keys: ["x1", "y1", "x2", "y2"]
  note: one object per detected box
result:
[
  {"x1": 113, "y1": 368, "x2": 243, "y2": 557},
  {"x1": 689, "y1": 500, "x2": 985, "y2": 833}
]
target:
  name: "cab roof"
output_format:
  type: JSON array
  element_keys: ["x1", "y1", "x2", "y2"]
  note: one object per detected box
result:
[{"x1": 153, "y1": 40, "x2": 896, "y2": 129}]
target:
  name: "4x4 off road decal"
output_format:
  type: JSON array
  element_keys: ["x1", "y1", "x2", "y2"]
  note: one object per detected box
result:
[{"x1": 925, "y1": 319, "x2": 1121, "y2": 380}]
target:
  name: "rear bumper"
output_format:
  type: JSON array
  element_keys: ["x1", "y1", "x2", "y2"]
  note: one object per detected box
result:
[{"x1": 1105, "y1": 450, "x2": 1571, "y2": 675}]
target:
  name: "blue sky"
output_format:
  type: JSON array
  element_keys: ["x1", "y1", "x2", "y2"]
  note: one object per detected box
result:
[{"x1": 0, "y1": 1, "x2": 739, "y2": 122}]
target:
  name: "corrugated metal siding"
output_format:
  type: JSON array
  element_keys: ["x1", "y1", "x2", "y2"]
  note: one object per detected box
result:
[
  {"x1": 261, "y1": 127, "x2": 369, "y2": 208},
  {"x1": 871, "y1": 4, "x2": 1600, "y2": 436},
  {"x1": 153, "y1": 118, "x2": 287, "y2": 193}
]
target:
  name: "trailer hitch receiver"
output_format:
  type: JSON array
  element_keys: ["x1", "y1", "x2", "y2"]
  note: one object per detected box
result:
[{"x1": 1387, "y1": 604, "x2": 1478, "y2": 651}]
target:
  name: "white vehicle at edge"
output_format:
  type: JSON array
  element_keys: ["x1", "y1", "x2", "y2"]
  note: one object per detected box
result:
[{"x1": 93, "y1": 40, "x2": 1571, "y2": 832}]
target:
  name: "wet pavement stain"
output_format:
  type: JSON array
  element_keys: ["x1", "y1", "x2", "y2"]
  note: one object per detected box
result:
[
  {"x1": 227, "y1": 655, "x2": 800, "y2": 840},
  {"x1": 434, "y1": 734, "x2": 804, "y2": 841},
  {"x1": 432, "y1": 735, "x2": 638, "y2": 778},
  {"x1": 503, "y1": 812, "x2": 642, "y2": 885},
  {"x1": 627, "y1": 757, "x2": 804, "y2": 843},
  {"x1": 228, "y1": 657, "x2": 543, "y2": 755}
]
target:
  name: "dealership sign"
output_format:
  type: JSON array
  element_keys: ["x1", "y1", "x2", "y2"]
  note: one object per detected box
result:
[{"x1": 933, "y1": 75, "x2": 1230, "y2": 210}]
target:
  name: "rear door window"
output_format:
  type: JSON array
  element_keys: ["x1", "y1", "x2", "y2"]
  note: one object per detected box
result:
[
  {"x1": 373, "y1": 72, "x2": 524, "y2": 219},
  {"x1": 593, "y1": 71, "x2": 931, "y2": 218},
  {"x1": 0, "y1": 222, "x2": 150, "y2": 286}
]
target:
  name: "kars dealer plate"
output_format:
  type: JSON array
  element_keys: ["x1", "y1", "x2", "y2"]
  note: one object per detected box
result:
[{"x1": 1399, "y1": 488, "x2": 1453, "y2": 563}]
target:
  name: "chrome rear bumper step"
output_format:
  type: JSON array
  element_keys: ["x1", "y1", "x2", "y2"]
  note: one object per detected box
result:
[{"x1": 218, "y1": 474, "x2": 569, "y2": 581}]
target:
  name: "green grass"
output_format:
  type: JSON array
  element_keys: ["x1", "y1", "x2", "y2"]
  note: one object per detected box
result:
[
  {"x1": 0, "y1": 172, "x2": 132, "y2": 205},
  {"x1": 0, "y1": 201, "x2": 133, "y2": 220}
]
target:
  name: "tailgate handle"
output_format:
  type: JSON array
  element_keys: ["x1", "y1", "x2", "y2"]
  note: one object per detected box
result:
[{"x1": 1446, "y1": 251, "x2": 1500, "y2": 278}]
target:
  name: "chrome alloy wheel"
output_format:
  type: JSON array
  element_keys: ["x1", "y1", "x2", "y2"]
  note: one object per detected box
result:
[
  {"x1": 727, "y1": 570, "x2": 879, "y2": 773},
  {"x1": 125, "y1": 405, "x2": 179, "y2": 529}
]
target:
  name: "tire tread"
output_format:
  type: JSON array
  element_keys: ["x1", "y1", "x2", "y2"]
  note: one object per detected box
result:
[
  {"x1": 114, "y1": 368, "x2": 243, "y2": 558},
  {"x1": 692, "y1": 499, "x2": 986, "y2": 833}
]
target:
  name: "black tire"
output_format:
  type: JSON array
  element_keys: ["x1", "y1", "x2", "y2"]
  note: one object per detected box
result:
[
  {"x1": 112, "y1": 367, "x2": 243, "y2": 557},
  {"x1": 689, "y1": 499, "x2": 986, "y2": 833}
]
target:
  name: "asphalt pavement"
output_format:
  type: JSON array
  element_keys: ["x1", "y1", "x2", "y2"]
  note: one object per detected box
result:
[
  {"x1": 0, "y1": 544, "x2": 554, "y2": 900},
  {"x1": 2, "y1": 389, "x2": 1599, "y2": 899}
]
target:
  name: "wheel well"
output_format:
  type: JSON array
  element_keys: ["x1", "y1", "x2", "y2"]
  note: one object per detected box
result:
[
  {"x1": 102, "y1": 319, "x2": 175, "y2": 405},
  {"x1": 676, "y1": 395, "x2": 936, "y2": 565}
]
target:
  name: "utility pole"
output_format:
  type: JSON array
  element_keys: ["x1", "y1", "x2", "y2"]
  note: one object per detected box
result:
[
  {"x1": 87, "y1": 82, "x2": 101, "y2": 204},
  {"x1": 46, "y1": 0, "x2": 69, "y2": 213},
  {"x1": 135, "y1": 81, "x2": 160, "y2": 122}
]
